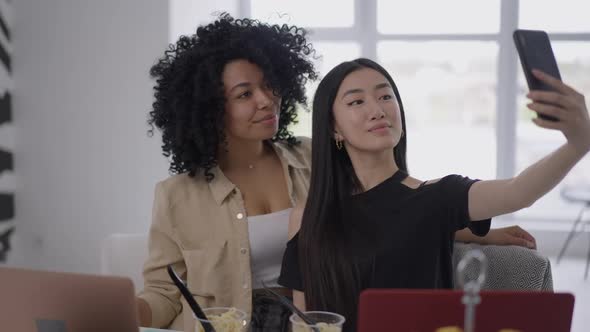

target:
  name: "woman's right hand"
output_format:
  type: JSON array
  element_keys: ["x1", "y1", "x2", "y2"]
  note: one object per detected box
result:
[
  {"x1": 293, "y1": 289, "x2": 306, "y2": 311},
  {"x1": 136, "y1": 297, "x2": 152, "y2": 327},
  {"x1": 527, "y1": 69, "x2": 590, "y2": 156}
]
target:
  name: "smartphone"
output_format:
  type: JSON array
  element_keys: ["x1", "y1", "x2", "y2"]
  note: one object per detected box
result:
[{"x1": 513, "y1": 29, "x2": 561, "y2": 122}]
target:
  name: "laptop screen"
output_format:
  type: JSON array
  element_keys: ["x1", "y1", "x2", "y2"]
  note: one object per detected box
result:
[{"x1": 358, "y1": 289, "x2": 574, "y2": 332}]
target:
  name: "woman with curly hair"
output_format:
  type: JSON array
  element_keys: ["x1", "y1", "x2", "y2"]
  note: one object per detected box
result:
[{"x1": 136, "y1": 14, "x2": 317, "y2": 331}]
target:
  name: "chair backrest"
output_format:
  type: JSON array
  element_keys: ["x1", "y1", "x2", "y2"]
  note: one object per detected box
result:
[
  {"x1": 100, "y1": 233, "x2": 148, "y2": 291},
  {"x1": 561, "y1": 184, "x2": 590, "y2": 204},
  {"x1": 452, "y1": 242, "x2": 553, "y2": 290}
]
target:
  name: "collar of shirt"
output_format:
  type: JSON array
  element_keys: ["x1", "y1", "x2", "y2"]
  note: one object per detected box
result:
[{"x1": 208, "y1": 140, "x2": 308, "y2": 205}]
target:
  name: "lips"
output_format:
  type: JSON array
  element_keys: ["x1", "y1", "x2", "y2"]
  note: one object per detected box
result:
[
  {"x1": 255, "y1": 114, "x2": 278, "y2": 123},
  {"x1": 368, "y1": 122, "x2": 392, "y2": 131}
]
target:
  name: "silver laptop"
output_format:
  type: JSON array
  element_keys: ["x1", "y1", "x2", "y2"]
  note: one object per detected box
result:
[{"x1": 0, "y1": 267, "x2": 139, "y2": 332}]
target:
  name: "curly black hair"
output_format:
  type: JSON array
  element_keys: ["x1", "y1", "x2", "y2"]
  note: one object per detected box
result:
[{"x1": 148, "y1": 13, "x2": 318, "y2": 181}]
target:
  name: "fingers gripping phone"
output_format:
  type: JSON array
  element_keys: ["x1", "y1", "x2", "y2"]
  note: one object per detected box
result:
[{"x1": 513, "y1": 29, "x2": 561, "y2": 122}]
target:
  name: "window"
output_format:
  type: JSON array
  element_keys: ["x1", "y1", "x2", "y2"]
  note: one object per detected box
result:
[
  {"x1": 378, "y1": 41, "x2": 498, "y2": 179},
  {"x1": 244, "y1": 0, "x2": 590, "y2": 223},
  {"x1": 377, "y1": 0, "x2": 500, "y2": 34},
  {"x1": 519, "y1": 0, "x2": 590, "y2": 33},
  {"x1": 291, "y1": 42, "x2": 361, "y2": 137},
  {"x1": 250, "y1": 0, "x2": 353, "y2": 27}
]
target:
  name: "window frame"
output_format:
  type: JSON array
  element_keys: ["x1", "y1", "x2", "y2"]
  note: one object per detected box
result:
[{"x1": 241, "y1": 0, "x2": 590, "y2": 223}]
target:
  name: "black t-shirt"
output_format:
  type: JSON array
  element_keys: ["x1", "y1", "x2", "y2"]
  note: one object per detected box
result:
[{"x1": 278, "y1": 170, "x2": 491, "y2": 292}]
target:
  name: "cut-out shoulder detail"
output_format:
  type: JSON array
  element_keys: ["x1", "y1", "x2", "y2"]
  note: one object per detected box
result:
[
  {"x1": 400, "y1": 176, "x2": 443, "y2": 189},
  {"x1": 420, "y1": 177, "x2": 443, "y2": 187},
  {"x1": 399, "y1": 176, "x2": 421, "y2": 189}
]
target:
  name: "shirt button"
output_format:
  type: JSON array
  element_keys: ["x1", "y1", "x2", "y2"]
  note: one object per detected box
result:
[
  {"x1": 236, "y1": 213, "x2": 244, "y2": 220},
  {"x1": 240, "y1": 248, "x2": 247, "y2": 254}
]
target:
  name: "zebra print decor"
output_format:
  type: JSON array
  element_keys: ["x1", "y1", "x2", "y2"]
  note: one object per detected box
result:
[{"x1": 0, "y1": 0, "x2": 13, "y2": 263}]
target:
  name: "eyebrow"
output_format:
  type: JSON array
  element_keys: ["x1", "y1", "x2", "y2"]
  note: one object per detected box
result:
[
  {"x1": 375, "y1": 82, "x2": 391, "y2": 90},
  {"x1": 341, "y1": 82, "x2": 392, "y2": 99},
  {"x1": 229, "y1": 82, "x2": 251, "y2": 93}
]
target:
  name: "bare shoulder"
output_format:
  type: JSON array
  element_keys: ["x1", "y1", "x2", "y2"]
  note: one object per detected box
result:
[
  {"x1": 422, "y1": 177, "x2": 443, "y2": 186},
  {"x1": 288, "y1": 202, "x2": 305, "y2": 240},
  {"x1": 401, "y1": 174, "x2": 444, "y2": 189}
]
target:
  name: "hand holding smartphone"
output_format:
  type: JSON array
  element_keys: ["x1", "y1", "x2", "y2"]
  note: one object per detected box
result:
[{"x1": 513, "y1": 29, "x2": 561, "y2": 122}]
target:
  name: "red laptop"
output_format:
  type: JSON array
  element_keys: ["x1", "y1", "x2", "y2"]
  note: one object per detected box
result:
[{"x1": 358, "y1": 289, "x2": 574, "y2": 332}]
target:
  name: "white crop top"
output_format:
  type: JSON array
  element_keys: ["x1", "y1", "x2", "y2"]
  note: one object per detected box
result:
[{"x1": 247, "y1": 208, "x2": 292, "y2": 289}]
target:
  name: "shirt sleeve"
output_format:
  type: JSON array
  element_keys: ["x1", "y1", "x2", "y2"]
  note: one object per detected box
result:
[
  {"x1": 137, "y1": 182, "x2": 183, "y2": 328},
  {"x1": 278, "y1": 233, "x2": 304, "y2": 291},
  {"x1": 440, "y1": 175, "x2": 491, "y2": 237}
]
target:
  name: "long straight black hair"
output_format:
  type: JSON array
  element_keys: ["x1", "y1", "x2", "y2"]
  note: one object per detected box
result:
[{"x1": 299, "y1": 58, "x2": 408, "y2": 328}]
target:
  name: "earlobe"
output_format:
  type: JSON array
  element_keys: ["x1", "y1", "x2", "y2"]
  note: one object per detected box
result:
[{"x1": 333, "y1": 126, "x2": 342, "y2": 141}]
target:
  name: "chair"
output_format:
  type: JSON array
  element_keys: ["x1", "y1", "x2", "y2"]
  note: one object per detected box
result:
[
  {"x1": 100, "y1": 233, "x2": 148, "y2": 291},
  {"x1": 453, "y1": 242, "x2": 553, "y2": 290},
  {"x1": 557, "y1": 185, "x2": 590, "y2": 279}
]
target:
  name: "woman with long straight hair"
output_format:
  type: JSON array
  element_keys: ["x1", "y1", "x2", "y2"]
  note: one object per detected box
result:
[{"x1": 279, "y1": 58, "x2": 590, "y2": 331}]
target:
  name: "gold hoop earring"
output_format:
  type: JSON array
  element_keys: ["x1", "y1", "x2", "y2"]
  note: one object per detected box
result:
[{"x1": 336, "y1": 140, "x2": 343, "y2": 150}]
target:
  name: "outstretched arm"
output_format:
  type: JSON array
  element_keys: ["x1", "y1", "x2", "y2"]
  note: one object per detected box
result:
[{"x1": 468, "y1": 69, "x2": 590, "y2": 221}]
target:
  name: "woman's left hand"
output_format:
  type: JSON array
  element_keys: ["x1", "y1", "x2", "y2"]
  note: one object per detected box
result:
[
  {"x1": 527, "y1": 69, "x2": 590, "y2": 155},
  {"x1": 481, "y1": 225, "x2": 537, "y2": 249}
]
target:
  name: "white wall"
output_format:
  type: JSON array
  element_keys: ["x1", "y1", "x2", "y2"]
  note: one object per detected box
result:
[
  {"x1": 169, "y1": 0, "x2": 238, "y2": 42},
  {"x1": 10, "y1": 0, "x2": 171, "y2": 273}
]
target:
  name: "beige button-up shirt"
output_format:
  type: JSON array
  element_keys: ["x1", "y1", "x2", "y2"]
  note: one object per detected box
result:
[{"x1": 138, "y1": 137, "x2": 311, "y2": 331}]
